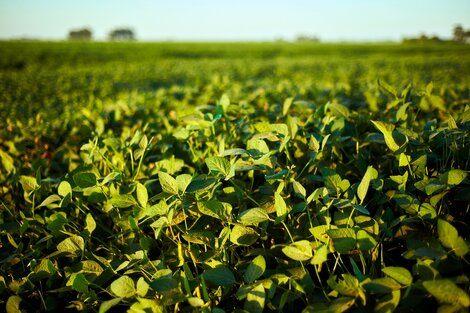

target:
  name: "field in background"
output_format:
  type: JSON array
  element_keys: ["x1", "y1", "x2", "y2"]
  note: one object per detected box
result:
[{"x1": 1, "y1": 42, "x2": 469, "y2": 312}]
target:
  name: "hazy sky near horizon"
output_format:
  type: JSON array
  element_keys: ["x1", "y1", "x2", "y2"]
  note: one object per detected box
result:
[{"x1": 0, "y1": 0, "x2": 469, "y2": 41}]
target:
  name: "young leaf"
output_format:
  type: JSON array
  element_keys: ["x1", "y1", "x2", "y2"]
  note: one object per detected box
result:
[
  {"x1": 58, "y1": 181, "x2": 72, "y2": 197},
  {"x1": 357, "y1": 166, "x2": 378, "y2": 204},
  {"x1": 275, "y1": 192, "x2": 289, "y2": 218},
  {"x1": 282, "y1": 97, "x2": 294, "y2": 116},
  {"x1": 136, "y1": 182, "x2": 148, "y2": 207},
  {"x1": 110, "y1": 276, "x2": 135, "y2": 298},
  {"x1": 371, "y1": 120, "x2": 400, "y2": 152},
  {"x1": 85, "y1": 213, "x2": 96, "y2": 235},
  {"x1": 244, "y1": 255, "x2": 266, "y2": 284},
  {"x1": 187, "y1": 297, "x2": 205, "y2": 307},
  {"x1": 158, "y1": 172, "x2": 179, "y2": 195}
]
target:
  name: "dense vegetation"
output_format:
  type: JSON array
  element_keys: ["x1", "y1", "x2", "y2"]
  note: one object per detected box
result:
[{"x1": 1, "y1": 41, "x2": 469, "y2": 313}]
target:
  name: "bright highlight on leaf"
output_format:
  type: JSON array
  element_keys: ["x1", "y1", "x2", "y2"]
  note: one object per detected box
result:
[{"x1": 371, "y1": 120, "x2": 401, "y2": 152}]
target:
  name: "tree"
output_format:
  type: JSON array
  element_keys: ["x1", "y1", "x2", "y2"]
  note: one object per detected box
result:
[
  {"x1": 109, "y1": 28, "x2": 136, "y2": 41},
  {"x1": 453, "y1": 24, "x2": 469, "y2": 43},
  {"x1": 68, "y1": 28, "x2": 92, "y2": 41}
]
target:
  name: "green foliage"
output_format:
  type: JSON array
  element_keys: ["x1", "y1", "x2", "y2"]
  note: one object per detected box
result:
[{"x1": 1, "y1": 41, "x2": 469, "y2": 312}]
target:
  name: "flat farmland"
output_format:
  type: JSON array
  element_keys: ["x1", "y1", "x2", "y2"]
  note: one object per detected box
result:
[{"x1": 1, "y1": 41, "x2": 469, "y2": 312}]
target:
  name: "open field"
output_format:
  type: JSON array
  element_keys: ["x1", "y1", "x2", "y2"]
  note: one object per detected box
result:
[{"x1": 1, "y1": 42, "x2": 470, "y2": 312}]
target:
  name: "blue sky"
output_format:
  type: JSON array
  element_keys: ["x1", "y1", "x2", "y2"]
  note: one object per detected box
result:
[{"x1": 0, "y1": 0, "x2": 469, "y2": 41}]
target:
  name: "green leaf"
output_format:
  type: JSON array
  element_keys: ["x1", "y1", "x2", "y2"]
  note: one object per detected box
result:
[
  {"x1": 282, "y1": 97, "x2": 294, "y2": 116},
  {"x1": 70, "y1": 273, "x2": 89, "y2": 293},
  {"x1": 327, "y1": 228, "x2": 356, "y2": 253},
  {"x1": 99, "y1": 298, "x2": 122, "y2": 313},
  {"x1": 139, "y1": 134, "x2": 148, "y2": 150},
  {"x1": 220, "y1": 94, "x2": 230, "y2": 109},
  {"x1": 439, "y1": 169, "x2": 468, "y2": 186},
  {"x1": 237, "y1": 207, "x2": 269, "y2": 225},
  {"x1": 329, "y1": 297, "x2": 356, "y2": 312},
  {"x1": 244, "y1": 283, "x2": 265, "y2": 313},
  {"x1": 205, "y1": 156, "x2": 232, "y2": 179},
  {"x1": 101, "y1": 172, "x2": 121, "y2": 185},
  {"x1": 311, "y1": 244, "x2": 328, "y2": 265},
  {"x1": 85, "y1": 213, "x2": 96, "y2": 235},
  {"x1": 363, "y1": 277, "x2": 402, "y2": 293},
  {"x1": 176, "y1": 174, "x2": 192, "y2": 194},
  {"x1": 19, "y1": 175, "x2": 38, "y2": 193},
  {"x1": 371, "y1": 120, "x2": 400, "y2": 152},
  {"x1": 244, "y1": 255, "x2": 266, "y2": 284},
  {"x1": 282, "y1": 240, "x2": 313, "y2": 261},
  {"x1": 438, "y1": 219, "x2": 460, "y2": 249},
  {"x1": 356, "y1": 229, "x2": 377, "y2": 251},
  {"x1": 382, "y1": 267, "x2": 413, "y2": 286},
  {"x1": 58, "y1": 181, "x2": 72, "y2": 197},
  {"x1": 136, "y1": 183, "x2": 148, "y2": 207},
  {"x1": 148, "y1": 270, "x2": 178, "y2": 293},
  {"x1": 357, "y1": 166, "x2": 379, "y2": 204},
  {"x1": 197, "y1": 200, "x2": 223, "y2": 219},
  {"x1": 136, "y1": 277, "x2": 149, "y2": 297},
  {"x1": 110, "y1": 276, "x2": 135, "y2": 298},
  {"x1": 0, "y1": 149, "x2": 14, "y2": 174},
  {"x1": 187, "y1": 297, "x2": 204, "y2": 307},
  {"x1": 38, "y1": 194, "x2": 61, "y2": 207},
  {"x1": 158, "y1": 172, "x2": 179, "y2": 195},
  {"x1": 109, "y1": 194, "x2": 136, "y2": 208},
  {"x1": 327, "y1": 274, "x2": 362, "y2": 298},
  {"x1": 374, "y1": 290, "x2": 400, "y2": 313},
  {"x1": 57, "y1": 235, "x2": 84, "y2": 256},
  {"x1": 275, "y1": 191, "x2": 289, "y2": 218},
  {"x1": 73, "y1": 172, "x2": 97, "y2": 188},
  {"x1": 292, "y1": 180, "x2": 306, "y2": 198},
  {"x1": 230, "y1": 225, "x2": 259, "y2": 246},
  {"x1": 438, "y1": 219, "x2": 469, "y2": 256},
  {"x1": 6, "y1": 295, "x2": 22, "y2": 313},
  {"x1": 378, "y1": 79, "x2": 397, "y2": 98},
  {"x1": 423, "y1": 280, "x2": 470, "y2": 307},
  {"x1": 203, "y1": 266, "x2": 235, "y2": 287}
]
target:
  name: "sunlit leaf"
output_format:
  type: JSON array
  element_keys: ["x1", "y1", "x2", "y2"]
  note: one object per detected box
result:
[
  {"x1": 244, "y1": 255, "x2": 266, "y2": 284},
  {"x1": 110, "y1": 276, "x2": 135, "y2": 298},
  {"x1": 423, "y1": 280, "x2": 470, "y2": 307}
]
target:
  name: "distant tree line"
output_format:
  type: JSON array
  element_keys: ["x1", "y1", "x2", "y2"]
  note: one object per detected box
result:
[
  {"x1": 68, "y1": 27, "x2": 136, "y2": 41},
  {"x1": 402, "y1": 24, "x2": 470, "y2": 44}
]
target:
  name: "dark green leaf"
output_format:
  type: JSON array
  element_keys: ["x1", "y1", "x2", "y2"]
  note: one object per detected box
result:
[
  {"x1": 203, "y1": 266, "x2": 235, "y2": 287},
  {"x1": 73, "y1": 172, "x2": 97, "y2": 188}
]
